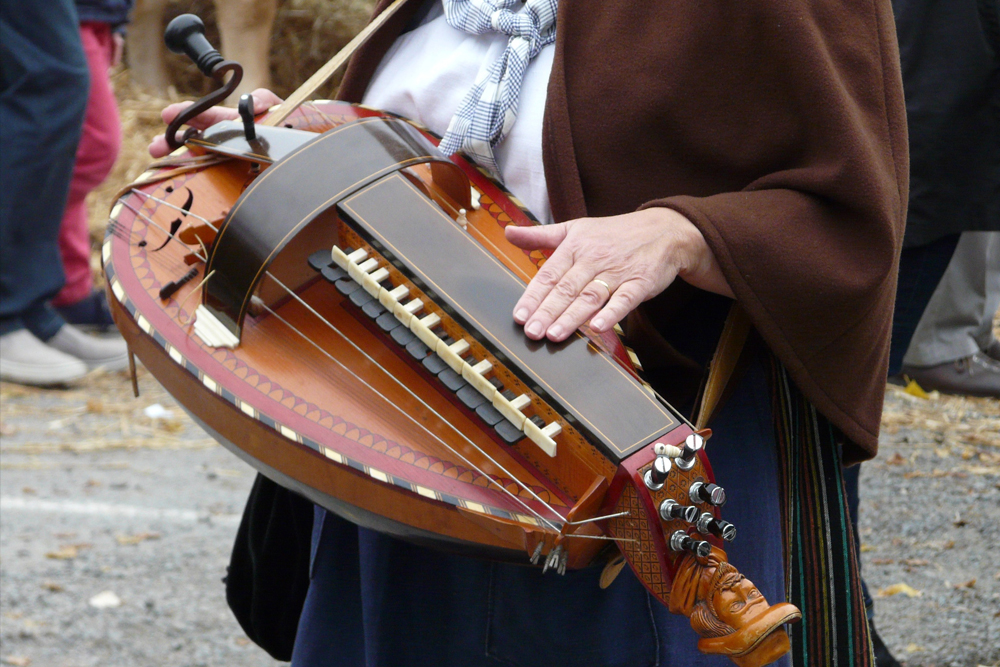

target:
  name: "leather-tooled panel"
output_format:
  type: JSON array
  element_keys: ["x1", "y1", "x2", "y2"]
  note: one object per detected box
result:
[{"x1": 203, "y1": 117, "x2": 465, "y2": 335}]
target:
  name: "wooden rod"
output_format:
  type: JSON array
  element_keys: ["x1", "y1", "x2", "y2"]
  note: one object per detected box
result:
[{"x1": 260, "y1": 0, "x2": 410, "y2": 128}]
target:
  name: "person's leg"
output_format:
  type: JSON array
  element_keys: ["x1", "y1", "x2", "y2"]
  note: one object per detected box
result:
[
  {"x1": 0, "y1": 0, "x2": 92, "y2": 383},
  {"x1": 972, "y1": 233, "x2": 1000, "y2": 354},
  {"x1": 888, "y1": 234, "x2": 961, "y2": 376},
  {"x1": 0, "y1": 0, "x2": 88, "y2": 334},
  {"x1": 901, "y1": 232, "x2": 1000, "y2": 396},
  {"x1": 53, "y1": 22, "x2": 122, "y2": 314}
]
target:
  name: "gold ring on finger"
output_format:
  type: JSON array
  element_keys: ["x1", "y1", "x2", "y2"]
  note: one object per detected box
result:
[{"x1": 590, "y1": 278, "x2": 612, "y2": 296}]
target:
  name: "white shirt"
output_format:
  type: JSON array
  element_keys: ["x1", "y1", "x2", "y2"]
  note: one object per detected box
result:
[{"x1": 361, "y1": 1, "x2": 555, "y2": 224}]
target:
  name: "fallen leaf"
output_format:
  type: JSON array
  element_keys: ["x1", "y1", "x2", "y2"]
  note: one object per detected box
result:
[
  {"x1": 21, "y1": 487, "x2": 35, "y2": 495},
  {"x1": 115, "y1": 532, "x2": 161, "y2": 546},
  {"x1": 0, "y1": 421, "x2": 16, "y2": 437},
  {"x1": 234, "y1": 637, "x2": 251, "y2": 647},
  {"x1": 877, "y1": 583, "x2": 922, "y2": 598},
  {"x1": 905, "y1": 643, "x2": 925, "y2": 653},
  {"x1": 886, "y1": 453, "x2": 907, "y2": 466},
  {"x1": 903, "y1": 379, "x2": 930, "y2": 399},
  {"x1": 860, "y1": 544, "x2": 876, "y2": 553},
  {"x1": 953, "y1": 578, "x2": 976, "y2": 589},
  {"x1": 871, "y1": 558, "x2": 894, "y2": 565},
  {"x1": 954, "y1": 513, "x2": 968, "y2": 527},
  {"x1": 45, "y1": 547, "x2": 78, "y2": 560},
  {"x1": 2, "y1": 657, "x2": 32, "y2": 666},
  {"x1": 934, "y1": 446, "x2": 951, "y2": 458},
  {"x1": 40, "y1": 582, "x2": 63, "y2": 592},
  {"x1": 88, "y1": 591, "x2": 122, "y2": 609},
  {"x1": 902, "y1": 558, "x2": 930, "y2": 567},
  {"x1": 85, "y1": 399, "x2": 104, "y2": 413}
]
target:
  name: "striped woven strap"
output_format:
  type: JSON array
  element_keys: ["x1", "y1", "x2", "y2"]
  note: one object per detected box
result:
[{"x1": 771, "y1": 359, "x2": 875, "y2": 667}]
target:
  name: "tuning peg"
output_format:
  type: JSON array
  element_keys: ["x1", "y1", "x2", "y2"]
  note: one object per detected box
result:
[
  {"x1": 644, "y1": 455, "x2": 672, "y2": 491},
  {"x1": 689, "y1": 481, "x2": 726, "y2": 506},
  {"x1": 669, "y1": 530, "x2": 711, "y2": 558},
  {"x1": 659, "y1": 498, "x2": 699, "y2": 523},
  {"x1": 676, "y1": 433, "x2": 704, "y2": 470},
  {"x1": 696, "y1": 512, "x2": 737, "y2": 541}
]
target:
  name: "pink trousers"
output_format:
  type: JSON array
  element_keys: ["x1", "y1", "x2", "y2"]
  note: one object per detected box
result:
[{"x1": 52, "y1": 22, "x2": 121, "y2": 307}]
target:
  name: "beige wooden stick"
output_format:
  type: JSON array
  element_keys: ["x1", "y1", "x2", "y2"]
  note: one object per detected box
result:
[{"x1": 260, "y1": 0, "x2": 410, "y2": 128}]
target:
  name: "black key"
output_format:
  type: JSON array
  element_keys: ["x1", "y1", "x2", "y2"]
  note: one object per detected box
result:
[
  {"x1": 438, "y1": 369, "x2": 467, "y2": 392},
  {"x1": 490, "y1": 377, "x2": 504, "y2": 390},
  {"x1": 321, "y1": 265, "x2": 347, "y2": 283},
  {"x1": 350, "y1": 288, "x2": 375, "y2": 307},
  {"x1": 422, "y1": 354, "x2": 448, "y2": 375},
  {"x1": 376, "y1": 312, "x2": 401, "y2": 332},
  {"x1": 501, "y1": 389, "x2": 516, "y2": 400},
  {"x1": 335, "y1": 279, "x2": 359, "y2": 296},
  {"x1": 495, "y1": 419, "x2": 524, "y2": 445},
  {"x1": 406, "y1": 339, "x2": 430, "y2": 360},
  {"x1": 308, "y1": 249, "x2": 332, "y2": 272},
  {"x1": 362, "y1": 300, "x2": 386, "y2": 319},
  {"x1": 457, "y1": 384, "x2": 488, "y2": 410},
  {"x1": 529, "y1": 415, "x2": 546, "y2": 428},
  {"x1": 390, "y1": 326, "x2": 416, "y2": 346},
  {"x1": 475, "y1": 403, "x2": 504, "y2": 426}
]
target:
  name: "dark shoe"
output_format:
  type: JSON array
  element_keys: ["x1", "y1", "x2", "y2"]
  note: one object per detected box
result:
[
  {"x1": 985, "y1": 338, "x2": 1000, "y2": 363},
  {"x1": 871, "y1": 623, "x2": 901, "y2": 667},
  {"x1": 54, "y1": 289, "x2": 117, "y2": 333},
  {"x1": 901, "y1": 352, "x2": 1000, "y2": 398}
]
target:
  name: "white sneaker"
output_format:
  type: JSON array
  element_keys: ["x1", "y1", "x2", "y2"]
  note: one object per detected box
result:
[
  {"x1": 46, "y1": 324, "x2": 129, "y2": 372},
  {"x1": 0, "y1": 329, "x2": 88, "y2": 385}
]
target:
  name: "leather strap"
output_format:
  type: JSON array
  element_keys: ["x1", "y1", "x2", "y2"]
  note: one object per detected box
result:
[{"x1": 695, "y1": 303, "x2": 752, "y2": 430}]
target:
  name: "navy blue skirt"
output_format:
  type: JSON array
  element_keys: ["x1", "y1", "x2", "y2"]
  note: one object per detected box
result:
[{"x1": 291, "y1": 353, "x2": 788, "y2": 667}]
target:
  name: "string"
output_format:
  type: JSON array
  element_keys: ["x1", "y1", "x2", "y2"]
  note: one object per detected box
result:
[
  {"x1": 120, "y1": 192, "x2": 654, "y2": 540},
  {"x1": 119, "y1": 191, "x2": 573, "y2": 532},
  {"x1": 263, "y1": 272, "x2": 569, "y2": 529}
]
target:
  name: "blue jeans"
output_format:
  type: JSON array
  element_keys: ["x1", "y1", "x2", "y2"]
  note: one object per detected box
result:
[
  {"x1": 0, "y1": 0, "x2": 89, "y2": 339},
  {"x1": 292, "y1": 352, "x2": 788, "y2": 667}
]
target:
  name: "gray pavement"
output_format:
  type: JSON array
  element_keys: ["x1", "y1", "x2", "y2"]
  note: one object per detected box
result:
[{"x1": 1, "y1": 369, "x2": 998, "y2": 667}]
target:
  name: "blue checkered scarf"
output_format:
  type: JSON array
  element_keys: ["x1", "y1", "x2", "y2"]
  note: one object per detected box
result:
[{"x1": 438, "y1": 0, "x2": 558, "y2": 176}]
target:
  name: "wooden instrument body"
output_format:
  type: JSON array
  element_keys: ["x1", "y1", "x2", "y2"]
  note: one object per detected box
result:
[{"x1": 106, "y1": 101, "x2": 797, "y2": 665}]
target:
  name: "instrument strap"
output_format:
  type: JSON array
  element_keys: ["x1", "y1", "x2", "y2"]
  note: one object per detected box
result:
[{"x1": 694, "y1": 302, "x2": 752, "y2": 430}]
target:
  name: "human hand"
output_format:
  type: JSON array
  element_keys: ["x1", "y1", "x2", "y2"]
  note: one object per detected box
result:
[
  {"x1": 147, "y1": 88, "x2": 284, "y2": 157},
  {"x1": 505, "y1": 208, "x2": 734, "y2": 342}
]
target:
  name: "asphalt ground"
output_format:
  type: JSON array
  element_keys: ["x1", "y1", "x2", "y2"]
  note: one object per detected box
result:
[{"x1": 1, "y1": 367, "x2": 998, "y2": 667}]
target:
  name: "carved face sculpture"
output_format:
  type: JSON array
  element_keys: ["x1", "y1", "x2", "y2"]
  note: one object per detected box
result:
[
  {"x1": 710, "y1": 569, "x2": 768, "y2": 630},
  {"x1": 668, "y1": 547, "x2": 802, "y2": 667}
]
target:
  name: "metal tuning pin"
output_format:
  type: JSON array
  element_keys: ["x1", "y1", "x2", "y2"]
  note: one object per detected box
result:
[
  {"x1": 644, "y1": 455, "x2": 672, "y2": 491},
  {"x1": 669, "y1": 530, "x2": 712, "y2": 558},
  {"x1": 676, "y1": 432, "x2": 705, "y2": 470},
  {"x1": 695, "y1": 512, "x2": 737, "y2": 542},
  {"x1": 659, "y1": 498, "x2": 699, "y2": 523},
  {"x1": 689, "y1": 481, "x2": 727, "y2": 507}
]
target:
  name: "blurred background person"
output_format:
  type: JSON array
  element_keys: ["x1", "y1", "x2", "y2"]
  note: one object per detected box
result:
[
  {"x1": 51, "y1": 0, "x2": 134, "y2": 333},
  {"x1": 0, "y1": 0, "x2": 128, "y2": 386},
  {"x1": 847, "y1": 1, "x2": 999, "y2": 665}
]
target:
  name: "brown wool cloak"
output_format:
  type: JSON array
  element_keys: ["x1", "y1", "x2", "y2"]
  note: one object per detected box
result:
[{"x1": 337, "y1": 0, "x2": 909, "y2": 463}]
